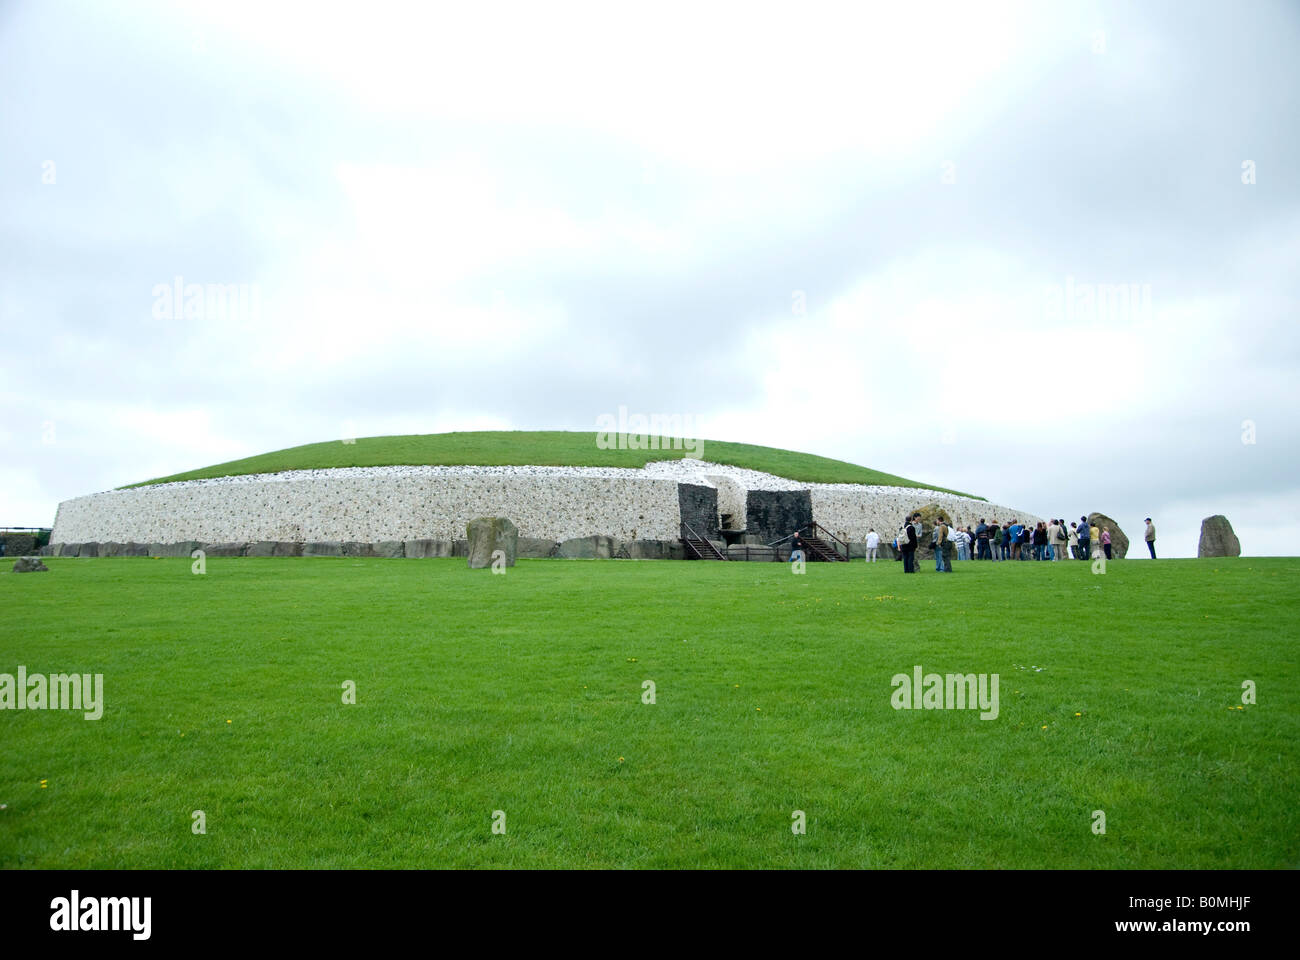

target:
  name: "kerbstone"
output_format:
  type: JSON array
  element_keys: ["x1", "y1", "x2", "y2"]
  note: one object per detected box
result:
[
  {"x1": 202, "y1": 542, "x2": 248, "y2": 557},
  {"x1": 302, "y1": 541, "x2": 344, "y2": 557},
  {"x1": 403, "y1": 539, "x2": 451, "y2": 558},
  {"x1": 558, "y1": 535, "x2": 618, "y2": 559}
]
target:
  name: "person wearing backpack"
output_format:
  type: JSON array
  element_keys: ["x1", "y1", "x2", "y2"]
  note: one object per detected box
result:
[{"x1": 900, "y1": 518, "x2": 918, "y2": 573}]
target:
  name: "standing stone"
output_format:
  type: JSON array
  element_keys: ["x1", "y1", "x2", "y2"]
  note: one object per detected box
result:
[
  {"x1": 912, "y1": 504, "x2": 953, "y2": 567},
  {"x1": 1198, "y1": 515, "x2": 1241, "y2": 558},
  {"x1": 1088, "y1": 512, "x2": 1129, "y2": 559},
  {"x1": 467, "y1": 517, "x2": 518, "y2": 569},
  {"x1": 13, "y1": 556, "x2": 49, "y2": 573}
]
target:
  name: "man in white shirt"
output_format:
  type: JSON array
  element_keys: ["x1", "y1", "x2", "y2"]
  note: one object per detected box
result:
[{"x1": 865, "y1": 529, "x2": 880, "y2": 562}]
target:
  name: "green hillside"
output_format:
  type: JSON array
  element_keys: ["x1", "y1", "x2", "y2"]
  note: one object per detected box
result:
[{"x1": 123, "y1": 430, "x2": 981, "y2": 498}]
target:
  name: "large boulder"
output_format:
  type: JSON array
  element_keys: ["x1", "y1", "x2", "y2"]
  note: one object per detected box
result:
[
  {"x1": 518, "y1": 537, "x2": 559, "y2": 559},
  {"x1": 557, "y1": 535, "x2": 618, "y2": 559},
  {"x1": 202, "y1": 542, "x2": 248, "y2": 558},
  {"x1": 150, "y1": 541, "x2": 202, "y2": 558},
  {"x1": 621, "y1": 540, "x2": 672, "y2": 560},
  {"x1": 404, "y1": 539, "x2": 452, "y2": 558},
  {"x1": 467, "y1": 517, "x2": 518, "y2": 569},
  {"x1": 911, "y1": 503, "x2": 954, "y2": 564},
  {"x1": 1198, "y1": 515, "x2": 1241, "y2": 558},
  {"x1": 302, "y1": 541, "x2": 344, "y2": 557},
  {"x1": 13, "y1": 556, "x2": 49, "y2": 573},
  {"x1": 727, "y1": 543, "x2": 776, "y2": 561},
  {"x1": 247, "y1": 541, "x2": 305, "y2": 557},
  {"x1": 1088, "y1": 512, "x2": 1129, "y2": 558}
]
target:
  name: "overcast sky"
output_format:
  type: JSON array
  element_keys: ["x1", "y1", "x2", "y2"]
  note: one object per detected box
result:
[{"x1": 3, "y1": 0, "x2": 1297, "y2": 556}]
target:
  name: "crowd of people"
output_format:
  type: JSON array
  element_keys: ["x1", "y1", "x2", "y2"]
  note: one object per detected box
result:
[{"x1": 864, "y1": 515, "x2": 1158, "y2": 573}]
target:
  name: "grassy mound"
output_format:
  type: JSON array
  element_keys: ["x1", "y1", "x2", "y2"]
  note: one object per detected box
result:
[
  {"x1": 124, "y1": 430, "x2": 981, "y2": 498},
  {"x1": 2, "y1": 556, "x2": 1294, "y2": 868}
]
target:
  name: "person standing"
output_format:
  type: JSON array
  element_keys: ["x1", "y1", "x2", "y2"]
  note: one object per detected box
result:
[
  {"x1": 1144, "y1": 518, "x2": 1157, "y2": 558},
  {"x1": 1076, "y1": 516, "x2": 1091, "y2": 560},
  {"x1": 1101, "y1": 527, "x2": 1112, "y2": 560},
  {"x1": 938, "y1": 519, "x2": 954, "y2": 572},
  {"x1": 975, "y1": 519, "x2": 989, "y2": 560},
  {"x1": 1068, "y1": 522, "x2": 1079, "y2": 559},
  {"x1": 1055, "y1": 519, "x2": 1069, "y2": 560},
  {"x1": 1089, "y1": 520, "x2": 1100, "y2": 559},
  {"x1": 866, "y1": 529, "x2": 879, "y2": 563},
  {"x1": 1046, "y1": 519, "x2": 1059, "y2": 559},
  {"x1": 901, "y1": 518, "x2": 918, "y2": 573}
]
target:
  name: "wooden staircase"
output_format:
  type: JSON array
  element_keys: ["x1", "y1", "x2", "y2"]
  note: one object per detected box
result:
[
  {"x1": 801, "y1": 535, "x2": 849, "y2": 562},
  {"x1": 788, "y1": 522, "x2": 851, "y2": 562},
  {"x1": 681, "y1": 522, "x2": 727, "y2": 560}
]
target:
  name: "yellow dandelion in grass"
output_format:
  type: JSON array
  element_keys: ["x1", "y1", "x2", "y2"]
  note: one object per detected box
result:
[
  {"x1": 1041, "y1": 725, "x2": 1048, "y2": 730},
  {"x1": 617, "y1": 757, "x2": 625, "y2": 763},
  {"x1": 733, "y1": 684, "x2": 740, "y2": 688},
  {"x1": 1237, "y1": 705, "x2": 1244, "y2": 710},
  {"x1": 226, "y1": 719, "x2": 232, "y2": 724},
  {"x1": 1074, "y1": 712, "x2": 1082, "y2": 717},
  {"x1": 756, "y1": 707, "x2": 762, "y2": 712}
]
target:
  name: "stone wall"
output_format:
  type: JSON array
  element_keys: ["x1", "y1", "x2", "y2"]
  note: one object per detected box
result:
[
  {"x1": 677, "y1": 483, "x2": 720, "y2": 540},
  {"x1": 810, "y1": 486, "x2": 1042, "y2": 543},
  {"x1": 49, "y1": 460, "x2": 1041, "y2": 558},
  {"x1": 51, "y1": 472, "x2": 686, "y2": 545},
  {"x1": 746, "y1": 490, "x2": 813, "y2": 542}
]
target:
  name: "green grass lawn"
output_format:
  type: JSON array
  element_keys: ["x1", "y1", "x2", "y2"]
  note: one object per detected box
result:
[
  {"x1": 123, "y1": 430, "x2": 981, "y2": 498},
  {"x1": 1, "y1": 555, "x2": 1295, "y2": 868}
]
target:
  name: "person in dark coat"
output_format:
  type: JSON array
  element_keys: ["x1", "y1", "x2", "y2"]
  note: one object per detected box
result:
[{"x1": 901, "y1": 517, "x2": 918, "y2": 573}]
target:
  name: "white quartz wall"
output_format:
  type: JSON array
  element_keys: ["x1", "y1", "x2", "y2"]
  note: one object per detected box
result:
[
  {"x1": 51, "y1": 473, "x2": 685, "y2": 543},
  {"x1": 810, "y1": 486, "x2": 1043, "y2": 543},
  {"x1": 49, "y1": 459, "x2": 1042, "y2": 547}
]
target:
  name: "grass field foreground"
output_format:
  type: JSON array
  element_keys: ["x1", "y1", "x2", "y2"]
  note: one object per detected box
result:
[{"x1": 1, "y1": 556, "x2": 1296, "y2": 868}]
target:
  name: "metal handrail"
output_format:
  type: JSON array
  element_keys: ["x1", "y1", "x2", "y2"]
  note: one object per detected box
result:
[
  {"x1": 802, "y1": 521, "x2": 850, "y2": 560},
  {"x1": 681, "y1": 520, "x2": 707, "y2": 542}
]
